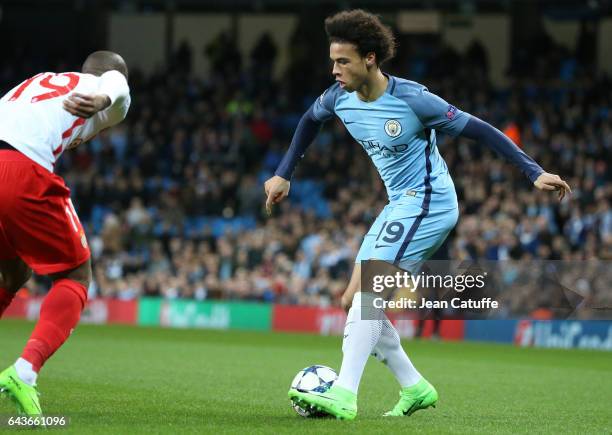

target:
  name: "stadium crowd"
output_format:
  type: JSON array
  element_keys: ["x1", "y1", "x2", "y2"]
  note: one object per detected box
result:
[{"x1": 3, "y1": 31, "x2": 610, "y2": 310}]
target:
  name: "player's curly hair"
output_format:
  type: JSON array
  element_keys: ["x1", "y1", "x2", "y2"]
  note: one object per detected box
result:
[{"x1": 324, "y1": 9, "x2": 396, "y2": 66}]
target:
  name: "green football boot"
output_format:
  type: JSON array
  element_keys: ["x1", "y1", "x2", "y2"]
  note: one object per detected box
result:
[
  {"x1": 0, "y1": 366, "x2": 43, "y2": 417},
  {"x1": 289, "y1": 384, "x2": 357, "y2": 420},
  {"x1": 384, "y1": 377, "x2": 438, "y2": 417}
]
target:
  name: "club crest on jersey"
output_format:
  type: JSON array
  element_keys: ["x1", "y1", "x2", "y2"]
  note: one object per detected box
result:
[{"x1": 384, "y1": 119, "x2": 402, "y2": 137}]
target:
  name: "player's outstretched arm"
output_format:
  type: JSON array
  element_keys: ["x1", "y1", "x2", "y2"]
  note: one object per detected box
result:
[
  {"x1": 460, "y1": 116, "x2": 571, "y2": 200},
  {"x1": 400, "y1": 86, "x2": 571, "y2": 200},
  {"x1": 264, "y1": 105, "x2": 323, "y2": 214}
]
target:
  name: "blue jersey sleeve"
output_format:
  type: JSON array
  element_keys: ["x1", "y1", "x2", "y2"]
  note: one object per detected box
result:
[
  {"x1": 409, "y1": 88, "x2": 470, "y2": 136},
  {"x1": 274, "y1": 84, "x2": 342, "y2": 179},
  {"x1": 461, "y1": 116, "x2": 544, "y2": 183},
  {"x1": 311, "y1": 83, "x2": 341, "y2": 122},
  {"x1": 274, "y1": 105, "x2": 322, "y2": 180}
]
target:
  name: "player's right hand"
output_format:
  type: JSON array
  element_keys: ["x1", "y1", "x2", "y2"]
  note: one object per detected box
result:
[
  {"x1": 63, "y1": 93, "x2": 111, "y2": 118},
  {"x1": 264, "y1": 175, "x2": 290, "y2": 215}
]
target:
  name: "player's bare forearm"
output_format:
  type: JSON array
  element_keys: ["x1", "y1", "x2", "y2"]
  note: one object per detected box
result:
[{"x1": 63, "y1": 93, "x2": 111, "y2": 118}]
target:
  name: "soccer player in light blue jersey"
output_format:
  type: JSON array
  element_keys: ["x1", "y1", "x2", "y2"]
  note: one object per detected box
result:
[{"x1": 265, "y1": 10, "x2": 571, "y2": 420}]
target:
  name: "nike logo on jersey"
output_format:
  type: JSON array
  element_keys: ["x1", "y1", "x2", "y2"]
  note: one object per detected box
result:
[
  {"x1": 375, "y1": 244, "x2": 391, "y2": 248},
  {"x1": 343, "y1": 118, "x2": 356, "y2": 124}
]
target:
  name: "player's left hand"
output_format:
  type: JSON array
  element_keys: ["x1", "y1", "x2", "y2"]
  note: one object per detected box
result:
[
  {"x1": 534, "y1": 172, "x2": 572, "y2": 201},
  {"x1": 63, "y1": 93, "x2": 111, "y2": 118}
]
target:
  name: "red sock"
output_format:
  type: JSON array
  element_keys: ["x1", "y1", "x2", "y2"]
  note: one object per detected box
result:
[
  {"x1": 21, "y1": 279, "x2": 87, "y2": 372},
  {"x1": 0, "y1": 287, "x2": 16, "y2": 317}
]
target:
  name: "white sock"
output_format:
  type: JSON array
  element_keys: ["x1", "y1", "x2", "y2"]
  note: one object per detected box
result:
[
  {"x1": 335, "y1": 292, "x2": 383, "y2": 394},
  {"x1": 14, "y1": 357, "x2": 38, "y2": 386},
  {"x1": 371, "y1": 317, "x2": 422, "y2": 388}
]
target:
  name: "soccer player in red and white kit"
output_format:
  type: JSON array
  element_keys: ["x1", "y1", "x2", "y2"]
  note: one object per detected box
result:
[{"x1": 0, "y1": 51, "x2": 130, "y2": 416}]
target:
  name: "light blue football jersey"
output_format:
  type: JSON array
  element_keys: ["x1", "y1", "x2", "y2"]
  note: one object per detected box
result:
[{"x1": 312, "y1": 75, "x2": 469, "y2": 207}]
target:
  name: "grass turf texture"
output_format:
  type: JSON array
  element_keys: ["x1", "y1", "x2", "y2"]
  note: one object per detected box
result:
[{"x1": 0, "y1": 319, "x2": 611, "y2": 434}]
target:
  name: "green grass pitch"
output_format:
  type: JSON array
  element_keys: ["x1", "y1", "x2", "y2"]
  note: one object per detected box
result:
[{"x1": 1, "y1": 319, "x2": 611, "y2": 434}]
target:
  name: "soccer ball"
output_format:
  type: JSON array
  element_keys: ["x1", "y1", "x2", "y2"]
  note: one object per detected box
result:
[{"x1": 289, "y1": 365, "x2": 337, "y2": 417}]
